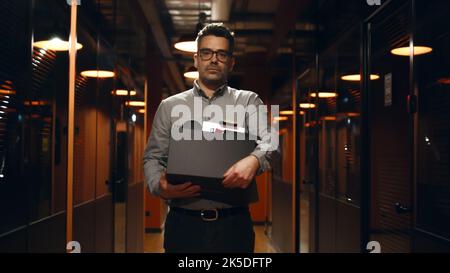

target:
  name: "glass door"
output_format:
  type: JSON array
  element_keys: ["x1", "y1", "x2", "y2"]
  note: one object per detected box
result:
[
  {"x1": 366, "y1": 0, "x2": 413, "y2": 253},
  {"x1": 414, "y1": 0, "x2": 450, "y2": 252},
  {"x1": 298, "y1": 67, "x2": 318, "y2": 253}
]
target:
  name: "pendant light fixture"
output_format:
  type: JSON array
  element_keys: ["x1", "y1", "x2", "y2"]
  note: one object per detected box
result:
[
  {"x1": 391, "y1": 46, "x2": 433, "y2": 56},
  {"x1": 33, "y1": 37, "x2": 83, "y2": 51},
  {"x1": 174, "y1": 34, "x2": 198, "y2": 53},
  {"x1": 184, "y1": 66, "x2": 199, "y2": 79},
  {"x1": 111, "y1": 89, "x2": 136, "y2": 96},
  {"x1": 299, "y1": 103, "x2": 316, "y2": 109},
  {"x1": 80, "y1": 50, "x2": 116, "y2": 79},
  {"x1": 33, "y1": 11, "x2": 83, "y2": 52},
  {"x1": 341, "y1": 74, "x2": 380, "y2": 81},
  {"x1": 174, "y1": 1, "x2": 207, "y2": 53},
  {"x1": 279, "y1": 110, "x2": 294, "y2": 115},
  {"x1": 125, "y1": 101, "x2": 146, "y2": 107},
  {"x1": 310, "y1": 92, "x2": 338, "y2": 98},
  {"x1": 81, "y1": 70, "x2": 115, "y2": 78}
]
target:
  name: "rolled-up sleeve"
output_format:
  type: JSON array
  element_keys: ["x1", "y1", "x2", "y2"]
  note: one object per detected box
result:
[
  {"x1": 143, "y1": 99, "x2": 171, "y2": 196},
  {"x1": 246, "y1": 93, "x2": 274, "y2": 175}
]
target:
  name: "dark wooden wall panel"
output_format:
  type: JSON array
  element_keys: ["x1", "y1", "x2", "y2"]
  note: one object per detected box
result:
[
  {"x1": 413, "y1": 231, "x2": 450, "y2": 253},
  {"x1": 0, "y1": 227, "x2": 27, "y2": 252},
  {"x1": 126, "y1": 182, "x2": 144, "y2": 253},
  {"x1": 336, "y1": 201, "x2": 360, "y2": 252},
  {"x1": 28, "y1": 212, "x2": 65, "y2": 253},
  {"x1": 73, "y1": 202, "x2": 95, "y2": 253},
  {"x1": 271, "y1": 179, "x2": 293, "y2": 253},
  {"x1": 95, "y1": 195, "x2": 114, "y2": 252},
  {"x1": 318, "y1": 195, "x2": 335, "y2": 252}
]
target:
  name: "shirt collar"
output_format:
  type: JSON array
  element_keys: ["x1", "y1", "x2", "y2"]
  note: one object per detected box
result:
[{"x1": 193, "y1": 80, "x2": 228, "y2": 99}]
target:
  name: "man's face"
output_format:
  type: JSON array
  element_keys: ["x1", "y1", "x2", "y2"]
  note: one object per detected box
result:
[{"x1": 194, "y1": 35, "x2": 235, "y2": 86}]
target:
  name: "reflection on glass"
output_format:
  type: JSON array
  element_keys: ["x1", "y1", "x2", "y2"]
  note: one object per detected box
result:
[
  {"x1": 416, "y1": 0, "x2": 450, "y2": 240},
  {"x1": 299, "y1": 103, "x2": 316, "y2": 109}
]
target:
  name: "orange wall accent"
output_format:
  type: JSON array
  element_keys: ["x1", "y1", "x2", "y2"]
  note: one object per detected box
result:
[
  {"x1": 144, "y1": 52, "x2": 164, "y2": 230},
  {"x1": 250, "y1": 172, "x2": 269, "y2": 222},
  {"x1": 145, "y1": 190, "x2": 162, "y2": 229}
]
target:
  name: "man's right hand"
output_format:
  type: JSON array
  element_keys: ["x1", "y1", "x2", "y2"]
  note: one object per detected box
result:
[{"x1": 159, "y1": 172, "x2": 201, "y2": 199}]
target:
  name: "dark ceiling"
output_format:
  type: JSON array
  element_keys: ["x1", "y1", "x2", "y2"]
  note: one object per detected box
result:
[{"x1": 88, "y1": 0, "x2": 379, "y2": 102}]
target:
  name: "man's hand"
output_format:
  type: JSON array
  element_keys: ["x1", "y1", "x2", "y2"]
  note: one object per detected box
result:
[
  {"x1": 159, "y1": 172, "x2": 201, "y2": 199},
  {"x1": 222, "y1": 155, "x2": 260, "y2": 189}
]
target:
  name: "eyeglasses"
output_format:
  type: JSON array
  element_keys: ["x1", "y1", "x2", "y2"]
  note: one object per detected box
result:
[{"x1": 198, "y1": 48, "x2": 231, "y2": 62}]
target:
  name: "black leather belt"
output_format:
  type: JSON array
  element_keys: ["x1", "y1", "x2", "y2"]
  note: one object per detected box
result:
[{"x1": 170, "y1": 206, "x2": 249, "y2": 221}]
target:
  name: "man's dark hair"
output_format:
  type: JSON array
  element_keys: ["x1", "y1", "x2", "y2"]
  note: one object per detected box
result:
[{"x1": 196, "y1": 23, "x2": 235, "y2": 54}]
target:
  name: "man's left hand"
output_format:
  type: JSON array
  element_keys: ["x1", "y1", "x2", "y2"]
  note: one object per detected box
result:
[{"x1": 222, "y1": 155, "x2": 260, "y2": 189}]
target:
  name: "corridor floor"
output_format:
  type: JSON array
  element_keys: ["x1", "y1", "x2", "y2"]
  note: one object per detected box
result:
[{"x1": 144, "y1": 225, "x2": 278, "y2": 253}]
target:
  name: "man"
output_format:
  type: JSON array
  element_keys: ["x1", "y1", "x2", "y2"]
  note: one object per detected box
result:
[{"x1": 143, "y1": 23, "x2": 273, "y2": 253}]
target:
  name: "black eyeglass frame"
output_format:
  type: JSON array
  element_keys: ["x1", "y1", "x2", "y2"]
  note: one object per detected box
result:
[{"x1": 197, "y1": 48, "x2": 232, "y2": 62}]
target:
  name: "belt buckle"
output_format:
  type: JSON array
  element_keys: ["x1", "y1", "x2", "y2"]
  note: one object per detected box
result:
[{"x1": 200, "y1": 209, "x2": 218, "y2": 221}]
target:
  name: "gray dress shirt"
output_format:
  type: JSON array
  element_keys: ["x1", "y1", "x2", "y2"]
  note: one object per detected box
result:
[{"x1": 143, "y1": 80, "x2": 273, "y2": 209}]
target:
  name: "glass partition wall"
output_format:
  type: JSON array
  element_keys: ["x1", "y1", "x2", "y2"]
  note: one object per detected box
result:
[{"x1": 0, "y1": 0, "x2": 145, "y2": 253}]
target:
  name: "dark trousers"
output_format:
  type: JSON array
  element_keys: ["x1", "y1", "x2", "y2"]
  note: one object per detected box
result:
[{"x1": 163, "y1": 207, "x2": 255, "y2": 253}]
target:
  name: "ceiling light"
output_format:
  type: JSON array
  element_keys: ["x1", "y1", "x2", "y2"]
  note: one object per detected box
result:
[
  {"x1": 81, "y1": 70, "x2": 115, "y2": 78},
  {"x1": 174, "y1": 35, "x2": 197, "y2": 53},
  {"x1": 33, "y1": 37, "x2": 83, "y2": 51},
  {"x1": 273, "y1": 116, "x2": 288, "y2": 121},
  {"x1": 299, "y1": 103, "x2": 316, "y2": 109},
  {"x1": 138, "y1": 109, "x2": 145, "y2": 114},
  {"x1": 341, "y1": 74, "x2": 380, "y2": 81},
  {"x1": 321, "y1": 116, "x2": 337, "y2": 121},
  {"x1": 111, "y1": 89, "x2": 136, "y2": 96},
  {"x1": 1, "y1": 90, "x2": 14, "y2": 96},
  {"x1": 310, "y1": 92, "x2": 338, "y2": 98},
  {"x1": 437, "y1": 78, "x2": 450, "y2": 85},
  {"x1": 184, "y1": 66, "x2": 198, "y2": 79},
  {"x1": 126, "y1": 101, "x2": 145, "y2": 107},
  {"x1": 346, "y1": 112, "x2": 360, "y2": 117},
  {"x1": 280, "y1": 110, "x2": 294, "y2": 115},
  {"x1": 391, "y1": 46, "x2": 433, "y2": 56}
]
